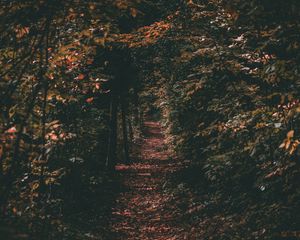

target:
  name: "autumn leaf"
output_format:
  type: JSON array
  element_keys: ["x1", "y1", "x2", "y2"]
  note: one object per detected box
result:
[
  {"x1": 86, "y1": 97, "x2": 94, "y2": 103},
  {"x1": 289, "y1": 140, "x2": 300, "y2": 155},
  {"x1": 279, "y1": 141, "x2": 286, "y2": 149},
  {"x1": 279, "y1": 130, "x2": 298, "y2": 153},
  {"x1": 89, "y1": 3, "x2": 96, "y2": 10},
  {"x1": 95, "y1": 83, "x2": 101, "y2": 90},
  {"x1": 287, "y1": 130, "x2": 294, "y2": 139},
  {"x1": 46, "y1": 72, "x2": 55, "y2": 80},
  {"x1": 116, "y1": 1, "x2": 128, "y2": 10},
  {"x1": 130, "y1": 8, "x2": 138, "y2": 18},
  {"x1": 6, "y1": 126, "x2": 17, "y2": 133},
  {"x1": 48, "y1": 133, "x2": 59, "y2": 141},
  {"x1": 76, "y1": 73, "x2": 85, "y2": 80},
  {"x1": 31, "y1": 182, "x2": 39, "y2": 191},
  {"x1": 12, "y1": 207, "x2": 18, "y2": 215},
  {"x1": 15, "y1": 27, "x2": 30, "y2": 38}
]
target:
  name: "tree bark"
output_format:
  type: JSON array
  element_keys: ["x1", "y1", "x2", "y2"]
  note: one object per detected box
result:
[
  {"x1": 121, "y1": 96, "x2": 130, "y2": 164},
  {"x1": 106, "y1": 94, "x2": 118, "y2": 169},
  {"x1": 127, "y1": 116, "x2": 134, "y2": 142}
]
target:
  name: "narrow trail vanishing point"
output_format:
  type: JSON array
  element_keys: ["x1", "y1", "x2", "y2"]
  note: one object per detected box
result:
[{"x1": 109, "y1": 121, "x2": 188, "y2": 240}]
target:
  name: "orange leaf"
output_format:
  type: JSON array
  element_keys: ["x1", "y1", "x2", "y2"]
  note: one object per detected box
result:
[
  {"x1": 16, "y1": 27, "x2": 30, "y2": 38},
  {"x1": 279, "y1": 142, "x2": 286, "y2": 149},
  {"x1": 95, "y1": 83, "x2": 101, "y2": 90},
  {"x1": 6, "y1": 126, "x2": 17, "y2": 133},
  {"x1": 12, "y1": 207, "x2": 18, "y2": 214},
  {"x1": 48, "y1": 133, "x2": 58, "y2": 141},
  {"x1": 287, "y1": 130, "x2": 294, "y2": 139},
  {"x1": 86, "y1": 97, "x2": 94, "y2": 103},
  {"x1": 76, "y1": 74, "x2": 85, "y2": 80}
]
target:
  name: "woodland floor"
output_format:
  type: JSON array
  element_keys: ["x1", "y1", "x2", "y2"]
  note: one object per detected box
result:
[
  {"x1": 107, "y1": 121, "x2": 189, "y2": 240},
  {"x1": 1, "y1": 121, "x2": 194, "y2": 240}
]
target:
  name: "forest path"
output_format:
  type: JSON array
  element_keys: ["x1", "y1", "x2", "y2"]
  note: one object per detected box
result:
[{"x1": 108, "y1": 121, "x2": 187, "y2": 240}]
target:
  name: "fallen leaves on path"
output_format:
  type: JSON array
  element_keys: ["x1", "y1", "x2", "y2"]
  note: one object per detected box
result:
[{"x1": 109, "y1": 121, "x2": 188, "y2": 240}]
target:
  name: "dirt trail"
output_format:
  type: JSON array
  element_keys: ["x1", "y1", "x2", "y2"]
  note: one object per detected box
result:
[{"x1": 109, "y1": 121, "x2": 187, "y2": 240}]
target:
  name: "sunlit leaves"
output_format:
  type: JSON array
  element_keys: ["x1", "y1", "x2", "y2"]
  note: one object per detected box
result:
[
  {"x1": 6, "y1": 126, "x2": 17, "y2": 134},
  {"x1": 108, "y1": 20, "x2": 172, "y2": 48},
  {"x1": 279, "y1": 130, "x2": 300, "y2": 155},
  {"x1": 15, "y1": 26, "x2": 30, "y2": 39}
]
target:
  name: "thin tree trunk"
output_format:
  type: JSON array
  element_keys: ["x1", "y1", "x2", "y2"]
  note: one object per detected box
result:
[
  {"x1": 121, "y1": 97, "x2": 130, "y2": 164},
  {"x1": 139, "y1": 107, "x2": 144, "y2": 134},
  {"x1": 39, "y1": 25, "x2": 50, "y2": 192},
  {"x1": 133, "y1": 89, "x2": 139, "y2": 126},
  {"x1": 106, "y1": 94, "x2": 118, "y2": 170},
  {"x1": 0, "y1": 144, "x2": 5, "y2": 180},
  {"x1": 128, "y1": 116, "x2": 134, "y2": 142}
]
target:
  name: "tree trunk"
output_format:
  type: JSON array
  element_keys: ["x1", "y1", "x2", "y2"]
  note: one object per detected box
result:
[
  {"x1": 106, "y1": 94, "x2": 118, "y2": 170},
  {"x1": 121, "y1": 97, "x2": 130, "y2": 164},
  {"x1": 0, "y1": 143, "x2": 5, "y2": 181},
  {"x1": 133, "y1": 88, "x2": 140, "y2": 126},
  {"x1": 128, "y1": 116, "x2": 134, "y2": 142}
]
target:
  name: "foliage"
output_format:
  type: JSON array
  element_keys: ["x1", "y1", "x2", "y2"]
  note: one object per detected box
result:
[
  {"x1": 134, "y1": 0, "x2": 300, "y2": 238},
  {"x1": 1, "y1": 0, "x2": 300, "y2": 239}
]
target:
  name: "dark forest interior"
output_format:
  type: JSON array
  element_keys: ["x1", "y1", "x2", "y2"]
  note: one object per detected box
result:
[{"x1": 1, "y1": 0, "x2": 300, "y2": 239}]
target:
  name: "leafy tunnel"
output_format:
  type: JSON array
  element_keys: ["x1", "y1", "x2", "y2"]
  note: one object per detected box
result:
[{"x1": 1, "y1": 0, "x2": 300, "y2": 239}]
